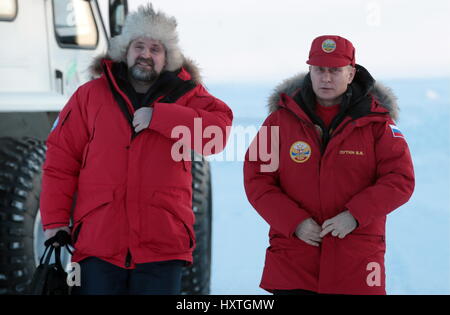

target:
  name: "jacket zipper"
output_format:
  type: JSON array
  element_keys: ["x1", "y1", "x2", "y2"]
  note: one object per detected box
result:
[
  {"x1": 282, "y1": 107, "x2": 325, "y2": 222},
  {"x1": 103, "y1": 63, "x2": 138, "y2": 139},
  {"x1": 104, "y1": 62, "x2": 141, "y2": 269}
]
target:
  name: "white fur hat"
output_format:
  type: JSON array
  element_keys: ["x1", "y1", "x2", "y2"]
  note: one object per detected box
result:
[{"x1": 107, "y1": 3, "x2": 183, "y2": 71}]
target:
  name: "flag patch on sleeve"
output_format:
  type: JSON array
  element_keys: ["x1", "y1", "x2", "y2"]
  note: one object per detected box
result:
[{"x1": 389, "y1": 124, "x2": 404, "y2": 138}]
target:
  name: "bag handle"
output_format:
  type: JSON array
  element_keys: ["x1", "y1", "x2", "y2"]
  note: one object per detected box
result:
[
  {"x1": 44, "y1": 230, "x2": 74, "y2": 255},
  {"x1": 54, "y1": 246, "x2": 63, "y2": 268},
  {"x1": 39, "y1": 244, "x2": 55, "y2": 266}
]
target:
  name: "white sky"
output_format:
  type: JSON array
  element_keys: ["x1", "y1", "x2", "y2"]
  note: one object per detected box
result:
[{"x1": 129, "y1": 0, "x2": 450, "y2": 84}]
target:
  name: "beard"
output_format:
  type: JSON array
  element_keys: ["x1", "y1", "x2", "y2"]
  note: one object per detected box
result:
[{"x1": 128, "y1": 57, "x2": 159, "y2": 82}]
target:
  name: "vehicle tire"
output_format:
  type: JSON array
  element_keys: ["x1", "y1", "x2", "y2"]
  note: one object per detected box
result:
[
  {"x1": 181, "y1": 152, "x2": 212, "y2": 295},
  {"x1": 0, "y1": 137, "x2": 47, "y2": 294}
]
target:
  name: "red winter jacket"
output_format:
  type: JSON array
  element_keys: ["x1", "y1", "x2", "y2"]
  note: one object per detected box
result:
[
  {"x1": 40, "y1": 58, "x2": 233, "y2": 268},
  {"x1": 244, "y1": 66, "x2": 414, "y2": 295}
]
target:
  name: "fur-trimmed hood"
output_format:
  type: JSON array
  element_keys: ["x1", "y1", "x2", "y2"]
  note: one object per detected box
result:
[
  {"x1": 268, "y1": 65, "x2": 399, "y2": 122},
  {"x1": 88, "y1": 54, "x2": 203, "y2": 85}
]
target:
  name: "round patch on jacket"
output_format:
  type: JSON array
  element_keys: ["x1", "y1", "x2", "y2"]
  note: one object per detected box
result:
[
  {"x1": 322, "y1": 39, "x2": 336, "y2": 53},
  {"x1": 290, "y1": 141, "x2": 312, "y2": 163}
]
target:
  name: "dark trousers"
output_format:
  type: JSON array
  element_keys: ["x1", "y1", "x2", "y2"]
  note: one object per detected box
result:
[{"x1": 71, "y1": 257, "x2": 184, "y2": 295}]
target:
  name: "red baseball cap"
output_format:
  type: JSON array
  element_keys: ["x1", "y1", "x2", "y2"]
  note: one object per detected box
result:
[{"x1": 306, "y1": 35, "x2": 356, "y2": 67}]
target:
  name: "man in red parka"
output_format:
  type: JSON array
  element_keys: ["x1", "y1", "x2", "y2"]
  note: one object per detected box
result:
[
  {"x1": 40, "y1": 4, "x2": 233, "y2": 295},
  {"x1": 244, "y1": 35, "x2": 414, "y2": 295}
]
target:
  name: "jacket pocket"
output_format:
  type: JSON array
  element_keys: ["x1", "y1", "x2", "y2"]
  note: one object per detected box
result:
[
  {"x1": 71, "y1": 189, "x2": 118, "y2": 256},
  {"x1": 140, "y1": 189, "x2": 195, "y2": 254},
  {"x1": 72, "y1": 189, "x2": 114, "y2": 223},
  {"x1": 331, "y1": 233, "x2": 386, "y2": 293},
  {"x1": 336, "y1": 232, "x2": 385, "y2": 263},
  {"x1": 348, "y1": 232, "x2": 385, "y2": 244}
]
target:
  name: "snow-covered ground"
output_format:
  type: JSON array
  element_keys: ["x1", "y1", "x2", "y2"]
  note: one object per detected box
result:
[{"x1": 207, "y1": 77, "x2": 450, "y2": 295}]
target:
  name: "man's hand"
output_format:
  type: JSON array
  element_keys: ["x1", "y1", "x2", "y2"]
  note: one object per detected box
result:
[
  {"x1": 320, "y1": 210, "x2": 358, "y2": 239},
  {"x1": 44, "y1": 226, "x2": 71, "y2": 247},
  {"x1": 295, "y1": 218, "x2": 322, "y2": 247},
  {"x1": 133, "y1": 107, "x2": 153, "y2": 133}
]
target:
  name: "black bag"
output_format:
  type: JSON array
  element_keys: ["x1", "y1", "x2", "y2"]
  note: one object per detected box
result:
[{"x1": 28, "y1": 230, "x2": 73, "y2": 295}]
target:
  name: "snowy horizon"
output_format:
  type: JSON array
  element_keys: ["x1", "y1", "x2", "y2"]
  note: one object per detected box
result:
[{"x1": 129, "y1": 0, "x2": 450, "y2": 84}]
